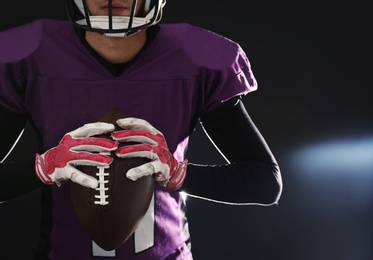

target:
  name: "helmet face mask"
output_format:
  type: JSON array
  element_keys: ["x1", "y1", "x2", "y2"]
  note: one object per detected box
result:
[{"x1": 65, "y1": 0, "x2": 166, "y2": 37}]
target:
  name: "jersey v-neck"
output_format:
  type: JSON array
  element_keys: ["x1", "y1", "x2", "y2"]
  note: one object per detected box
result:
[{"x1": 75, "y1": 25, "x2": 160, "y2": 77}]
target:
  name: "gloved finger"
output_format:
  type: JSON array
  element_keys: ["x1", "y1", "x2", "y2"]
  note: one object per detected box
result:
[
  {"x1": 126, "y1": 161, "x2": 164, "y2": 181},
  {"x1": 62, "y1": 166, "x2": 99, "y2": 189},
  {"x1": 116, "y1": 118, "x2": 160, "y2": 134},
  {"x1": 68, "y1": 122, "x2": 115, "y2": 138},
  {"x1": 111, "y1": 129, "x2": 158, "y2": 145},
  {"x1": 115, "y1": 144, "x2": 159, "y2": 160},
  {"x1": 68, "y1": 151, "x2": 114, "y2": 165},
  {"x1": 68, "y1": 136, "x2": 119, "y2": 152}
]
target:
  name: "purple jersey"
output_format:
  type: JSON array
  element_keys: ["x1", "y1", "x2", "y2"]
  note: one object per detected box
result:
[{"x1": 0, "y1": 19, "x2": 257, "y2": 259}]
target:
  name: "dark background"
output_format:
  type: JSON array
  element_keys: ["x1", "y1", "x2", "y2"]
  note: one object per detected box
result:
[{"x1": 1, "y1": 1, "x2": 372, "y2": 259}]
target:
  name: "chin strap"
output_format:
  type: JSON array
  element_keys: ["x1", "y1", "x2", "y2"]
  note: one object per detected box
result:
[{"x1": 76, "y1": 8, "x2": 157, "y2": 37}]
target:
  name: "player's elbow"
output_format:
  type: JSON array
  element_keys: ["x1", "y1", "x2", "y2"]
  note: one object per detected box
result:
[
  {"x1": 261, "y1": 164, "x2": 283, "y2": 205},
  {"x1": 230, "y1": 162, "x2": 283, "y2": 205}
]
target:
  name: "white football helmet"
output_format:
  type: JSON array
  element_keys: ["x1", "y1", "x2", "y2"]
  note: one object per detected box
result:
[{"x1": 65, "y1": 0, "x2": 166, "y2": 37}]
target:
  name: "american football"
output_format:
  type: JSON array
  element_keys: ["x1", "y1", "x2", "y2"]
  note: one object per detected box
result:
[{"x1": 70, "y1": 108, "x2": 155, "y2": 251}]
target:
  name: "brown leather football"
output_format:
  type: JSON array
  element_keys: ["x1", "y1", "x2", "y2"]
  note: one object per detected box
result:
[{"x1": 70, "y1": 108, "x2": 154, "y2": 251}]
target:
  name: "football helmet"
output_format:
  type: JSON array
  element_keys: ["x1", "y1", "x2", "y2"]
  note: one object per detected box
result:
[{"x1": 65, "y1": 0, "x2": 166, "y2": 37}]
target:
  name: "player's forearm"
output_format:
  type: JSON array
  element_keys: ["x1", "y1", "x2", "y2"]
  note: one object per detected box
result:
[
  {"x1": 182, "y1": 159, "x2": 281, "y2": 205},
  {"x1": 181, "y1": 97, "x2": 282, "y2": 204},
  {"x1": 0, "y1": 106, "x2": 27, "y2": 160},
  {"x1": 0, "y1": 159, "x2": 42, "y2": 201}
]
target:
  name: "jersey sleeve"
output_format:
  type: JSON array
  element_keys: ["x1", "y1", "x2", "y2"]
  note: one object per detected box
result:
[
  {"x1": 0, "y1": 20, "x2": 44, "y2": 115},
  {"x1": 0, "y1": 38, "x2": 25, "y2": 113},
  {"x1": 186, "y1": 26, "x2": 258, "y2": 115},
  {"x1": 203, "y1": 46, "x2": 257, "y2": 114},
  {"x1": 0, "y1": 68, "x2": 26, "y2": 115}
]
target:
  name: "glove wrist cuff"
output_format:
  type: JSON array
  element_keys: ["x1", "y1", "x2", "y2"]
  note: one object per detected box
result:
[
  {"x1": 166, "y1": 159, "x2": 188, "y2": 191},
  {"x1": 35, "y1": 153, "x2": 53, "y2": 185}
]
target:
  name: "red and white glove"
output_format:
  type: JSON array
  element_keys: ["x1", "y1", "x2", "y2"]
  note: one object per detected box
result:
[
  {"x1": 35, "y1": 122, "x2": 118, "y2": 189},
  {"x1": 111, "y1": 118, "x2": 188, "y2": 191}
]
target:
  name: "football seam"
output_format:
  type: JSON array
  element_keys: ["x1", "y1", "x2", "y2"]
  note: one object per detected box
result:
[{"x1": 94, "y1": 165, "x2": 110, "y2": 205}]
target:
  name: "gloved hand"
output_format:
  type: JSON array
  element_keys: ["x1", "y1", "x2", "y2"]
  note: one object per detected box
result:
[
  {"x1": 111, "y1": 118, "x2": 188, "y2": 191},
  {"x1": 35, "y1": 122, "x2": 119, "y2": 189}
]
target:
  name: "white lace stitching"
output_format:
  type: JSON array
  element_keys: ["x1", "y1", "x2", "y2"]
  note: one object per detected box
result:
[{"x1": 94, "y1": 165, "x2": 110, "y2": 205}]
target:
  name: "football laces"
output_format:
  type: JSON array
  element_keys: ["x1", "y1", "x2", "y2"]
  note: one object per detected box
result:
[{"x1": 94, "y1": 165, "x2": 110, "y2": 205}]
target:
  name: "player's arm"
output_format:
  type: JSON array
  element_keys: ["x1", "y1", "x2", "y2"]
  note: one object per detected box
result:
[
  {"x1": 181, "y1": 97, "x2": 283, "y2": 205},
  {"x1": 0, "y1": 105, "x2": 42, "y2": 201}
]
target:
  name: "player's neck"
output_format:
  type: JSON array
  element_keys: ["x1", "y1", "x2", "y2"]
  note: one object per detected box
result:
[{"x1": 85, "y1": 30, "x2": 147, "y2": 64}]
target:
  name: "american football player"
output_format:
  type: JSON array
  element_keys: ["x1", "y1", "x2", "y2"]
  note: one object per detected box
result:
[{"x1": 0, "y1": 0, "x2": 282, "y2": 259}]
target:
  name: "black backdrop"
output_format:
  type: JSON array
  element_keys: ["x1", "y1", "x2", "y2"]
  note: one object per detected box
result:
[{"x1": 0, "y1": 1, "x2": 372, "y2": 259}]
